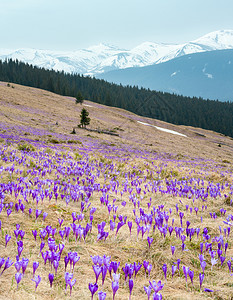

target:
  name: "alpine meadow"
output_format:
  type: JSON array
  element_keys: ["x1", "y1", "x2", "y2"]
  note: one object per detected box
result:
[
  {"x1": 0, "y1": 80, "x2": 232, "y2": 299},
  {"x1": 1, "y1": 4, "x2": 233, "y2": 298}
]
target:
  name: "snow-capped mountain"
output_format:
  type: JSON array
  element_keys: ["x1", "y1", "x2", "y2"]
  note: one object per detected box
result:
[{"x1": 1, "y1": 30, "x2": 233, "y2": 75}]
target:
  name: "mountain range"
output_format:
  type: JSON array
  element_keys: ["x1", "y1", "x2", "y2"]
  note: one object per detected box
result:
[
  {"x1": 1, "y1": 30, "x2": 233, "y2": 76},
  {"x1": 98, "y1": 49, "x2": 233, "y2": 102}
]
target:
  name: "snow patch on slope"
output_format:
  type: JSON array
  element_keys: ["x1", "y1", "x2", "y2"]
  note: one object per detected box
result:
[
  {"x1": 137, "y1": 121, "x2": 187, "y2": 137},
  {"x1": 171, "y1": 71, "x2": 180, "y2": 77}
]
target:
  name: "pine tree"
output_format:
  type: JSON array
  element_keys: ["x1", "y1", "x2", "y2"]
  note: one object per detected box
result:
[
  {"x1": 80, "y1": 108, "x2": 90, "y2": 128},
  {"x1": 76, "y1": 91, "x2": 84, "y2": 104}
]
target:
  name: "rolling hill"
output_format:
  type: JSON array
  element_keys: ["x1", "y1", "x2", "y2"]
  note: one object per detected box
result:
[{"x1": 0, "y1": 81, "x2": 232, "y2": 163}]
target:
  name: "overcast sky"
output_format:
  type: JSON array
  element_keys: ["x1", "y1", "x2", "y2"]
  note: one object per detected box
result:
[{"x1": 1, "y1": 0, "x2": 233, "y2": 51}]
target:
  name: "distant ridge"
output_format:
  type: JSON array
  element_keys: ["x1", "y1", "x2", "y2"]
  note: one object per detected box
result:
[
  {"x1": 1, "y1": 30, "x2": 233, "y2": 75},
  {"x1": 98, "y1": 49, "x2": 233, "y2": 102}
]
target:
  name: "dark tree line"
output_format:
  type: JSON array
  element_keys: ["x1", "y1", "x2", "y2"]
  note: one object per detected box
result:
[{"x1": 0, "y1": 58, "x2": 233, "y2": 137}]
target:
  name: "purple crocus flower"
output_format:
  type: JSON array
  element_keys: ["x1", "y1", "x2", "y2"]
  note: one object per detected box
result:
[
  {"x1": 69, "y1": 278, "x2": 76, "y2": 296},
  {"x1": 48, "y1": 273, "x2": 54, "y2": 287},
  {"x1": 40, "y1": 229, "x2": 47, "y2": 241},
  {"x1": 58, "y1": 218, "x2": 64, "y2": 227},
  {"x1": 31, "y1": 275, "x2": 41, "y2": 291},
  {"x1": 147, "y1": 237, "x2": 154, "y2": 248},
  {"x1": 43, "y1": 212, "x2": 48, "y2": 221},
  {"x1": 22, "y1": 258, "x2": 29, "y2": 275},
  {"x1": 149, "y1": 280, "x2": 164, "y2": 293},
  {"x1": 143, "y1": 261, "x2": 149, "y2": 277},
  {"x1": 144, "y1": 285, "x2": 152, "y2": 300},
  {"x1": 58, "y1": 244, "x2": 64, "y2": 256},
  {"x1": 176, "y1": 259, "x2": 181, "y2": 271},
  {"x1": 89, "y1": 282, "x2": 98, "y2": 300},
  {"x1": 171, "y1": 246, "x2": 175, "y2": 255},
  {"x1": 129, "y1": 278, "x2": 134, "y2": 300},
  {"x1": 179, "y1": 212, "x2": 184, "y2": 226},
  {"x1": 65, "y1": 272, "x2": 73, "y2": 292},
  {"x1": 33, "y1": 261, "x2": 39, "y2": 277},
  {"x1": 220, "y1": 256, "x2": 226, "y2": 266},
  {"x1": 41, "y1": 251, "x2": 49, "y2": 265},
  {"x1": 168, "y1": 226, "x2": 173, "y2": 236},
  {"x1": 64, "y1": 256, "x2": 69, "y2": 271},
  {"x1": 1, "y1": 257, "x2": 13, "y2": 275},
  {"x1": 199, "y1": 273, "x2": 204, "y2": 290},
  {"x1": 98, "y1": 291, "x2": 107, "y2": 300},
  {"x1": 115, "y1": 221, "x2": 125, "y2": 236},
  {"x1": 53, "y1": 260, "x2": 59, "y2": 274},
  {"x1": 32, "y1": 230, "x2": 37, "y2": 241},
  {"x1": 93, "y1": 265, "x2": 102, "y2": 283},
  {"x1": 52, "y1": 228, "x2": 57, "y2": 238},
  {"x1": 128, "y1": 221, "x2": 132, "y2": 235},
  {"x1": 101, "y1": 265, "x2": 108, "y2": 285},
  {"x1": 110, "y1": 220, "x2": 115, "y2": 231},
  {"x1": 29, "y1": 208, "x2": 33, "y2": 217},
  {"x1": 35, "y1": 209, "x2": 42, "y2": 220},
  {"x1": 152, "y1": 293, "x2": 162, "y2": 300},
  {"x1": 147, "y1": 264, "x2": 152, "y2": 277},
  {"x1": 111, "y1": 261, "x2": 120, "y2": 274},
  {"x1": 188, "y1": 269, "x2": 194, "y2": 285},
  {"x1": 225, "y1": 242, "x2": 228, "y2": 254},
  {"x1": 40, "y1": 241, "x2": 45, "y2": 253},
  {"x1": 204, "y1": 288, "x2": 214, "y2": 292},
  {"x1": 15, "y1": 272, "x2": 23, "y2": 289},
  {"x1": 200, "y1": 243, "x2": 204, "y2": 254},
  {"x1": 72, "y1": 253, "x2": 80, "y2": 272},
  {"x1": 200, "y1": 260, "x2": 206, "y2": 273},
  {"x1": 20, "y1": 204, "x2": 25, "y2": 213},
  {"x1": 59, "y1": 230, "x2": 65, "y2": 241},
  {"x1": 15, "y1": 261, "x2": 22, "y2": 272},
  {"x1": 72, "y1": 212, "x2": 78, "y2": 223},
  {"x1": 5, "y1": 234, "x2": 11, "y2": 247},
  {"x1": 7, "y1": 208, "x2": 12, "y2": 218},
  {"x1": 122, "y1": 264, "x2": 130, "y2": 282},
  {"x1": 0, "y1": 257, "x2": 5, "y2": 270},
  {"x1": 183, "y1": 266, "x2": 189, "y2": 283},
  {"x1": 121, "y1": 201, "x2": 126, "y2": 207},
  {"x1": 227, "y1": 260, "x2": 231, "y2": 272},
  {"x1": 194, "y1": 207, "x2": 199, "y2": 215},
  {"x1": 210, "y1": 253, "x2": 218, "y2": 270},
  {"x1": 103, "y1": 255, "x2": 111, "y2": 266},
  {"x1": 112, "y1": 280, "x2": 119, "y2": 300},
  {"x1": 19, "y1": 230, "x2": 25, "y2": 240},
  {"x1": 133, "y1": 262, "x2": 142, "y2": 278},
  {"x1": 172, "y1": 265, "x2": 177, "y2": 278},
  {"x1": 162, "y1": 264, "x2": 167, "y2": 281},
  {"x1": 17, "y1": 245, "x2": 23, "y2": 257}
]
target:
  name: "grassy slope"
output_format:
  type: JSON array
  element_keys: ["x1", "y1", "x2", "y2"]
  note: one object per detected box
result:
[{"x1": 0, "y1": 82, "x2": 232, "y2": 299}]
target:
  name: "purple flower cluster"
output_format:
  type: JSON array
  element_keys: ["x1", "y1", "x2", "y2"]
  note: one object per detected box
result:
[{"x1": 0, "y1": 127, "x2": 232, "y2": 299}]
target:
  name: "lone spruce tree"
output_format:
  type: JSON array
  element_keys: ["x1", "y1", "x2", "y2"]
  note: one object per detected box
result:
[
  {"x1": 76, "y1": 91, "x2": 84, "y2": 104},
  {"x1": 80, "y1": 108, "x2": 90, "y2": 128}
]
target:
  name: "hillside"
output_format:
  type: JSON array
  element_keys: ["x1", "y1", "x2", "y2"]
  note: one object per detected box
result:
[
  {"x1": 98, "y1": 49, "x2": 233, "y2": 102},
  {"x1": 0, "y1": 83, "x2": 233, "y2": 299},
  {"x1": 0, "y1": 82, "x2": 233, "y2": 163},
  {"x1": 1, "y1": 59, "x2": 233, "y2": 138}
]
